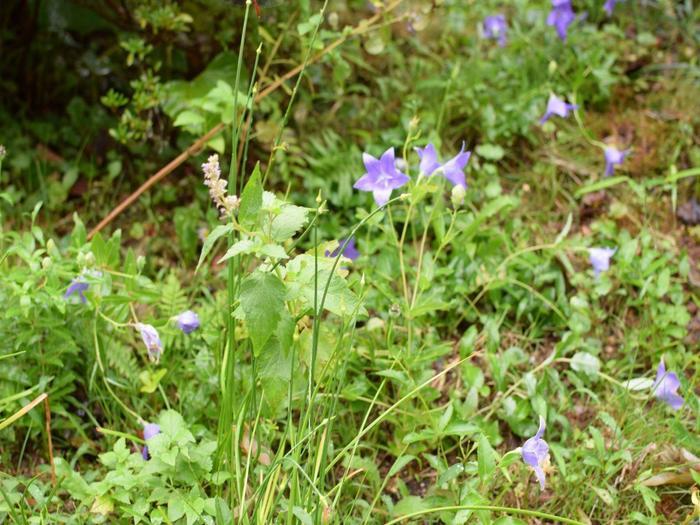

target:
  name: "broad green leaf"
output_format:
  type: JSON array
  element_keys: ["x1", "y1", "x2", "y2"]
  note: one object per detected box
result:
[
  {"x1": 571, "y1": 351, "x2": 601, "y2": 379},
  {"x1": 478, "y1": 433, "x2": 497, "y2": 484},
  {"x1": 239, "y1": 163, "x2": 263, "y2": 227},
  {"x1": 476, "y1": 143, "x2": 505, "y2": 160},
  {"x1": 240, "y1": 271, "x2": 286, "y2": 355},
  {"x1": 173, "y1": 110, "x2": 205, "y2": 128},
  {"x1": 218, "y1": 239, "x2": 254, "y2": 263},
  {"x1": 387, "y1": 455, "x2": 417, "y2": 478},
  {"x1": 168, "y1": 495, "x2": 186, "y2": 521},
  {"x1": 196, "y1": 223, "x2": 233, "y2": 272},
  {"x1": 271, "y1": 205, "x2": 309, "y2": 242}
]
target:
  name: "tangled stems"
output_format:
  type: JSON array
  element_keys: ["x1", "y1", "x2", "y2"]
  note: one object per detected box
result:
[{"x1": 385, "y1": 505, "x2": 585, "y2": 525}]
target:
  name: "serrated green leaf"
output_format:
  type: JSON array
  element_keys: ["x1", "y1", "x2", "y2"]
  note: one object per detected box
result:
[
  {"x1": 271, "y1": 205, "x2": 309, "y2": 242},
  {"x1": 240, "y1": 271, "x2": 286, "y2": 355},
  {"x1": 239, "y1": 163, "x2": 262, "y2": 227},
  {"x1": 196, "y1": 223, "x2": 233, "y2": 272},
  {"x1": 218, "y1": 238, "x2": 254, "y2": 263}
]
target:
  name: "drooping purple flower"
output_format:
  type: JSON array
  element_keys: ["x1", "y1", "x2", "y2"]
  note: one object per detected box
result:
[
  {"x1": 604, "y1": 146, "x2": 629, "y2": 176},
  {"x1": 547, "y1": 0, "x2": 576, "y2": 41},
  {"x1": 64, "y1": 279, "x2": 89, "y2": 303},
  {"x1": 483, "y1": 14, "x2": 507, "y2": 47},
  {"x1": 539, "y1": 94, "x2": 578, "y2": 124},
  {"x1": 135, "y1": 323, "x2": 163, "y2": 362},
  {"x1": 176, "y1": 310, "x2": 200, "y2": 334},
  {"x1": 604, "y1": 0, "x2": 619, "y2": 15},
  {"x1": 588, "y1": 247, "x2": 616, "y2": 278},
  {"x1": 141, "y1": 422, "x2": 161, "y2": 460},
  {"x1": 521, "y1": 416, "x2": 549, "y2": 490},
  {"x1": 652, "y1": 359, "x2": 684, "y2": 410},
  {"x1": 415, "y1": 143, "x2": 471, "y2": 188},
  {"x1": 326, "y1": 238, "x2": 360, "y2": 260},
  {"x1": 353, "y1": 148, "x2": 410, "y2": 206}
]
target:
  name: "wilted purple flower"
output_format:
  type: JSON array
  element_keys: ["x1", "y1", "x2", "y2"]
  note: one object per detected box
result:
[
  {"x1": 539, "y1": 94, "x2": 578, "y2": 124},
  {"x1": 652, "y1": 359, "x2": 684, "y2": 410},
  {"x1": 354, "y1": 148, "x2": 410, "y2": 206},
  {"x1": 176, "y1": 310, "x2": 200, "y2": 334},
  {"x1": 64, "y1": 279, "x2": 89, "y2": 303},
  {"x1": 135, "y1": 323, "x2": 163, "y2": 362},
  {"x1": 604, "y1": 146, "x2": 629, "y2": 176},
  {"x1": 326, "y1": 238, "x2": 360, "y2": 260},
  {"x1": 483, "y1": 14, "x2": 507, "y2": 47},
  {"x1": 588, "y1": 247, "x2": 616, "y2": 278},
  {"x1": 415, "y1": 143, "x2": 471, "y2": 188},
  {"x1": 604, "y1": 0, "x2": 619, "y2": 15},
  {"x1": 521, "y1": 416, "x2": 549, "y2": 490},
  {"x1": 141, "y1": 422, "x2": 161, "y2": 460},
  {"x1": 547, "y1": 0, "x2": 576, "y2": 41}
]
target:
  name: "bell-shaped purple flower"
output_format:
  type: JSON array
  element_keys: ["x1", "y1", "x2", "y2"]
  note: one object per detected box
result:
[
  {"x1": 521, "y1": 416, "x2": 549, "y2": 490},
  {"x1": 64, "y1": 279, "x2": 89, "y2": 303},
  {"x1": 539, "y1": 94, "x2": 578, "y2": 124},
  {"x1": 354, "y1": 148, "x2": 410, "y2": 206},
  {"x1": 604, "y1": 0, "x2": 620, "y2": 15},
  {"x1": 415, "y1": 142, "x2": 471, "y2": 188},
  {"x1": 604, "y1": 146, "x2": 629, "y2": 176},
  {"x1": 326, "y1": 237, "x2": 360, "y2": 260},
  {"x1": 483, "y1": 14, "x2": 507, "y2": 47},
  {"x1": 176, "y1": 310, "x2": 200, "y2": 334},
  {"x1": 141, "y1": 422, "x2": 160, "y2": 460},
  {"x1": 652, "y1": 359, "x2": 684, "y2": 410},
  {"x1": 547, "y1": 0, "x2": 576, "y2": 41},
  {"x1": 588, "y1": 247, "x2": 616, "y2": 278},
  {"x1": 135, "y1": 323, "x2": 163, "y2": 362}
]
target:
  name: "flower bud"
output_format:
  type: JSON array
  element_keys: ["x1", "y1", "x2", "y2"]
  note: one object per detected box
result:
[
  {"x1": 451, "y1": 184, "x2": 466, "y2": 207},
  {"x1": 136, "y1": 255, "x2": 146, "y2": 272},
  {"x1": 84, "y1": 252, "x2": 96, "y2": 267},
  {"x1": 41, "y1": 257, "x2": 52, "y2": 270}
]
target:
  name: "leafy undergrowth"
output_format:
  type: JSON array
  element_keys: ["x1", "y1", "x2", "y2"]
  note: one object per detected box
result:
[{"x1": 1, "y1": 1, "x2": 699, "y2": 524}]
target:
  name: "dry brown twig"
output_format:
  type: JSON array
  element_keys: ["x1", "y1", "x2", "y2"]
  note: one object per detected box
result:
[{"x1": 88, "y1": 0, "x2": 406, "y2": 240}]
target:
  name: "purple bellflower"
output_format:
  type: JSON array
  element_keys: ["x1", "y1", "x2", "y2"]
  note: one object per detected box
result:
[
  {"x1": 415, "y1": 143, "x2": 471, "y2": 188},
  {"x1": 353, "y1": 148, "x2": 410, "y2": 206},
  {"x1": 64, "y1": 279, "x2": 89, "y2": 303},
  {"x1": 604, "y1": 146, "x2": 629, "y2": 176},
  {"x1": 135, "y1": 323, "x2": 163, "y2": 362},
  {"x1": 326, "y1": 237, "x2": 360, "y2": 260},
  {"x1": 141, "y1": 422, "x2": 161, "y2": 460},
  {"x1": 483, "y1": 14, "x2": 507, "y2": 47},
  {"x1": 176, "y1": 310, "x2": 200, "y2": 334},
  {"x1": 588, "y1": 247, "x2": 616, "y2": 278},
  {"x1": 521, "y1": 416, "x2": 549, "y2": 490},
  {"x1": 604, "y1": 0, "x2": 620, "y2": 15},
  {"x1": 547, "y1": 0, "x2": 576, "y2": 41},
  {"x1": 539, "y1": 94, "x2": 578, "y2": 124},
  {"x1": 652, "y1": 359, "x2": 684, "y2": 410}
]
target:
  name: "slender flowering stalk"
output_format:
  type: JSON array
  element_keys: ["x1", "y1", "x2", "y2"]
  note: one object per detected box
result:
[
  {"x1": 483, "y1": 14, "x2": 507, "y2": 47},
  {"x1": 353, "y1": 148, "x2": 410, "y2": 206},
  {"x1": 415, "y1": 142, "x2": 471, "y2": 188},
  {"x1": 141, "y1": 422, "x2": 161, "y2": 460},
  {"x1": 326, "y1": 238, "x2": 360, "y2": 260},
  {"x1": 588, "y1": 247, "x2": 616, "y2": 278},
  {"x1": 521, "y1": 416, "x2": 550, "y2": 490},
  {"x1": 135, "y1": 323, "x2": 163, "y2": 363},
  {"x1": 539, "y1": 94, "x2": 578, "y2": 124},
  {"x1": 603, "y1": 146, "x2": 629, "y2": 176},
  {"x1": 176, "y1": 310, "x2": 200, "y2": 334},
  {"x1": 547, "y1": 0, "x2": 576, "y2": 41},
  {"x1": 652, "y1": 359, "x2": 684, "y2": 410},
  {"x1": 64, "y1": 279, "x2": 90, "y2": 303},
  {"x1": 202, "y1": 154, "x2": 240, "y2": 217}
]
